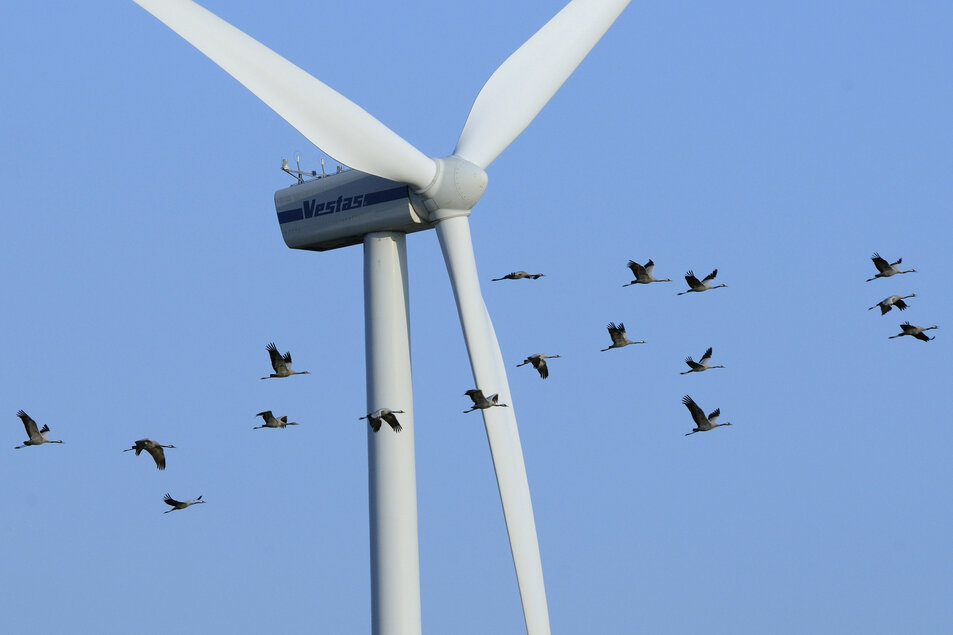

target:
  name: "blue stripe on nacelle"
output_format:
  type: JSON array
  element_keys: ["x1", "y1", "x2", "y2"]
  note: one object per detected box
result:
[{"x1": 277, "y1": 186, "x2": 407, "y2": 225}]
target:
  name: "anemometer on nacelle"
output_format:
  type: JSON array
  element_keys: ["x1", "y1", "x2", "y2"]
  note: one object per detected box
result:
[{"x1": 275, "y1": 158, "x2": 435, "y2": 252}]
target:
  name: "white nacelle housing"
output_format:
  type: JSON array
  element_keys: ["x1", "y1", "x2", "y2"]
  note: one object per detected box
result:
[{"x1": 274, "y1": 170, "x2": 433, "y2": 251}]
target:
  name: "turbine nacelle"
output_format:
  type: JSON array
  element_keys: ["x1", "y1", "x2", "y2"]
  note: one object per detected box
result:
[{"x1": 273, "y1": 155, "x2": 487, "y2": 252}]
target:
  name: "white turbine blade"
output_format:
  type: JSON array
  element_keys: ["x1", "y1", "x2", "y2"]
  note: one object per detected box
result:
[
  {"x1": 132, "y1": 0, "x2": 436, "y2": 190},
  {"x1": 454, "y1": 0, "x2": 630, "y2": 169},
  {"x1": 436, "y1": 215, "x2": 550, "y2": 634}
]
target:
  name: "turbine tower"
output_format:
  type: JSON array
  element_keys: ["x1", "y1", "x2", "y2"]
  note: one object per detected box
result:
[{"x1": 130, "y1": 1, "x2": 631, "y2": 633}]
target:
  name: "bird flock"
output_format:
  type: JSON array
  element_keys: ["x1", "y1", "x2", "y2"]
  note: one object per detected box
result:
[
  {"x1": 865, "y1": 253, "x2": 938, "y2": 342},
  {"x1": 495, "y1": 262, "x2": 733, "y2": 435},
  {"x1": 11, "y1": 252, "x2": 940, "y2": 507},
  {"x1": 494, "y1": 250, "x2": 939, "y2": 436},
  {"x1": 12, "y1": 341, "x2": 315, "y2": 513}
]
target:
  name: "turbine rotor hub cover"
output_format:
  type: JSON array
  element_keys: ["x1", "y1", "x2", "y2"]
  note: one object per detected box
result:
[{"x1": 417, "y1": 155, "x2": 488, "y2": 220}]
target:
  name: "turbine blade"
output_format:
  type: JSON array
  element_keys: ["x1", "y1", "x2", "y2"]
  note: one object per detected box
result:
[
  {"x1": 132, "y1": 0, "x2": 436, "y2": 189},
  {"x1": 435, "y1": 216, "x2": 550, "y2": 633},
  {"x1": 453, "y1": 0, "x2": 631, "y2": 168}
]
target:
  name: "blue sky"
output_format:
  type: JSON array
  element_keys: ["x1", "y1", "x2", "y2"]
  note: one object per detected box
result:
[{"x1": 2, "y1": 1, "x2": 951, "y2": 633}]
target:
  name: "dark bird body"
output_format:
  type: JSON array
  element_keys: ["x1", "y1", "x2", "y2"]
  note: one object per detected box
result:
[
  {"x1": 361, "y1": 408, "x2": 406, "y2": 433},
  {"x1": 463, "y1": 389, "x2": 508, "y2": 413},
  {"x1": 254, "y1": 410, "x2": 299, "y2": 429},
  {"x1": 889, "y1": 322, "x2": 938, "y2": 341},
  {"x1": 492, "y1": 271, "x2": 544, "y2": 281},
  {"x1": 868, "y1": 294, "x2": 915, "y2": 315},
  {"x1": 517, "y1": 353, "x2": 561, "y2": 379},
  {"x1": 623, "y1": 259, "x2": 670, "y2": 286},
  {"x1": 600, "y1": 322, "x2": 644, "y2": 351},
  {"x1": 680, "y1": 347, "x2": 724, "y2": 374},
  {"x1": 261, "y1": 342, "x2": 310, "y2": 379},
  {"x1": 163, "y1": 493, "x2": 205, "y2": 513},
  {"x1": 866, "y1": 253, "x2": 916, "y2": 282},
  {"x1": 123, "y1": 438, "x2": 175, "y2": 470},
  {"x1": 678, "y1": 269, "x2": 726, "y2": 295}
]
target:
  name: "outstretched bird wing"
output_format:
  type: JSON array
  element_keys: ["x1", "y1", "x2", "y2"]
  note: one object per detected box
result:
[
  {"x1": 684, "y1": 271, "x2": 701, "y2": 287},
  {"x1": 681, "y1": 395, "x2": 708, "y2": 428},
  {"x1": 700, "y1": 347, "x2": 713, "y2": 364},
  {"x1": 381, "y1": 411, "x2": 402, "y2": 433},
  {"x1": 163, "y1": 493, "x2": 183, "y2": 507},
  {"x1": 644, "y1": 259, "x2": 656, "y2": 275},
  {"x1": 532, "y1": 357, "x2": 549, "y2": 379},
  {"x1": 146, "y1": 444, "x2": 166, "y2": 470},
  {"x1": 365, "y1": 413, "x2": 382, "y2": 432},
  {"x1": 607, "y1": 322, "x2": 626, "y2": 345},
  {"x1": 17, "y1": 410, "x2": 40, "y2": 439},
  {"x1": 266, "y1": 342, "x2": 284, "y2": 371},
  {"x1": 626, "y1": 260, "x2": 646, "y2": 279},
  {"x1": 465, "y1": 389, "x2": 486, "y2": 405},
  {"x1": 703, "y1": 269, "x2": 718, "y2": 283},
  {"x1": 684, "y1": 357, "x2": 703, "y2": 371},
  {"x1": 871, "y1": 253, "x2": 891, "y2": 273}
]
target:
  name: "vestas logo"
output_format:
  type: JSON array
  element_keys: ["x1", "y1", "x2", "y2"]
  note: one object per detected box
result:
[
  {"x1": 277, "y1": 186, "x2": 408, "y2": 225},
  {"x1": 302, "y1": 193, "x2": 363, "y2": 218}
]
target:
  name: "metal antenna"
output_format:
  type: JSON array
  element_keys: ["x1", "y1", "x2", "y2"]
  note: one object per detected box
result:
[{"x1": 280, "y1": 156, "x2": 317, "y2": 184}]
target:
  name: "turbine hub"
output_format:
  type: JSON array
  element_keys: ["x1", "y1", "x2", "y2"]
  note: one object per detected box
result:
[{"x1": 416, "y1": 156, "x2": 488, "y2": 220}]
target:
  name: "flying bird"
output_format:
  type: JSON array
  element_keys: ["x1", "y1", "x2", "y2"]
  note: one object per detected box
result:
[
  {"x1": 600, "y1": 322, "x2": 645, "y2": 351},
  {"x1": 360, "y1": 408, "x2": 406, "y2": 433},
  {"x1": 866, "y1": 253, "x2": 916, "y2": 282},
  {"x1": 14, "y1": 410, "x2": 64, "y2": 449},
  {"x1": 680, "y1": 347, "x2": 725, "y2": 374},
  {"x1": 491, "y1": 271, "x2": 545, "y2": 281},
  {"x1": 678, "y1": 269, "x2": 727, "y2": 295},
  {"x1": 623, "y1": 259, "x2": 671, "y2": 286},
  {"x1": 682, "y1": 395, "x2": 732, "y2": 436},
  {"x1": 868, "y1": 294, "x2": 916, "y2": 315},
  {"x1": 889, "y1": 322, "x2": 938, "y2": 341},
  {"x1": 261, "y1": 342, "x2": 310, "y2": 379},
  {"x1": 254, "y1": 410, "x2": 300, "y2": 429},
  {"x1": 463, "y1": 389, "x2": 508, "y2": 413},
  {"x1": 163, "y1": 493, "x2": 205, "y2": 513},
  {"x1": 123, "y1": 438, "x2": 175, "y2": 470},
  {"x1": 516, "y1": 353, "x2": 561, "y2": 379}
]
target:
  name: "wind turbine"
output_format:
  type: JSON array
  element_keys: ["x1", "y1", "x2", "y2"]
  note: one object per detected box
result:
[{"x1": 130, "y1": 1, "x2": 631, "y2": 633}]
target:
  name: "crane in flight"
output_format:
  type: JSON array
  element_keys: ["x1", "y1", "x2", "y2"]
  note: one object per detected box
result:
[
  {"x1": 889, "y1": 322, "x2": 938, "y2": 341},
  {"x1": 680, "y1": 347, "x2": 725, "y2": 375},
  {"x1": 678, "y1": 270, "x2": 727, "y2": 295},
  {"x1": 866, "y1": 253, "x2": 916, "y2": 282},
  {"x1": 123, "y1": 439, "x2": 175, "y2": 470},
  {"x1": 868, "y1": 294, "x2": 916, "y2": 315},
  {"x1": 682, "y1": 395, "x2": 732, "y2": 436},
  {"x1": 623, "y1": 259, "x2": 671, "y2": 286},
  {"x1": 261, "y1": 342, "x2": 310, "y2": 379},
  {"x1": 516, "y1": 353, "x2": 561, "y2": 379},
  {"x1": 254, "y1": 410, "x2": 300, "y2": 429},
  {"x1": 14, "y1": 411, "x2": 64, "y2": 449},
  {"x1": 463, "y1": 389, "x2": 508, "y2": 413},
  {"x1": 491, "y1": 271, "x2": 545, "y2": 281},
  {"x1": 361, "y1": 408, "x2": 405, "y2": 433},
  {"x1": 600, "y1": 322, "x2": 645, "y2": 351},
  {"x1": 163, "y1": 493, "x2": 205, "y2": 513}
]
